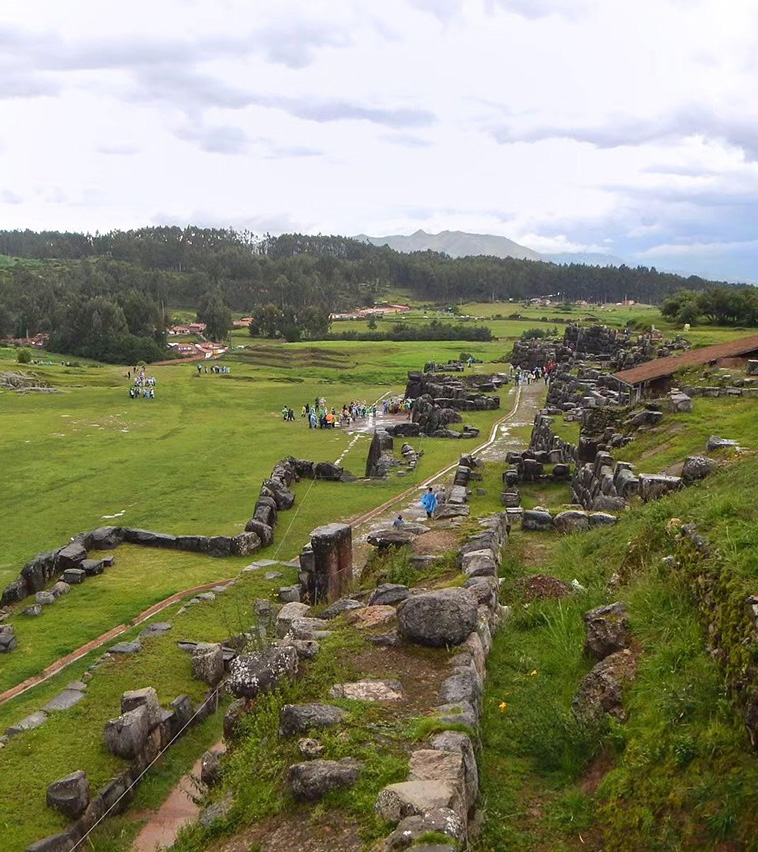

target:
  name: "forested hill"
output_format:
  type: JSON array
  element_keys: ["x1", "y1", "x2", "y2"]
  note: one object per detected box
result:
[
  {"x1": 0, "y1": 226, "x2": 744, "y2": 358},
  {"x1": 0, "y1": 226, "x2": 733, "y2": 309}
]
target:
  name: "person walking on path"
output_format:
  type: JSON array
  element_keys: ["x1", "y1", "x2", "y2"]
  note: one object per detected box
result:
[{"x1": 420, "y1": 486, "x2": 438, "y2": 520}]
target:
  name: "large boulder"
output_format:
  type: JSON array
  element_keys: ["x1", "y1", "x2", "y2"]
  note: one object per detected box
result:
[
  {"x1": 553, "y1": 510, "x2": 590, "y2": 534},
  {"x1": 317, "y1": 598, "x2": 365, "y2": 620},
  {"x1": 681, "y1": 455, "x2": 718, "y2": 485},
  {"x1": 57, "y1": 542, "x2": 87, "y2": 571},
  {"x1": 90, "y1": 526, "x2": 122, "y2": 549},
  {"x1": 279, "y1": 704, "x2": 348, "y2": 738},
  {"x1": 46, "y1": 770, "x2": 90, "y2": 819},
  {"x1": 223, "y1": 698, "x2": 246, "y2": 741},
  {"x1": 437, "y1": 669, "x2": 482, "y2": 715},
  {"x1": 21, "y1": 552, "x2": 59, "y2": 593},
  {"x1": 583, "y1": 602, "x2": 629, "y2": 660},
  {"x1": 1, "y1": 577, "x2": 27, "y2": 606},
  {"x1": 668, "y1": 391, "x2": 692, "y2": 413},
  {"x1": 191, "y1": 643, "x2": 225, "y2": 686},
  {"x1": 461, "y1": 549, "x2": 498, "y2": 578},
  {"x1": 121, "y1": 687, "x2": 163, "y2": 731},
  {"x1": 230, "y1": 532, "x2": 262, "y2": 556},
  {"x1": 263, "y1": 478, "x2": 296, "y2": 510},
  {"x1": 368, "y1": 583, "x2": 411, "y2": 606},
  {"x1": 103, "y1": 705, "x2": 149, "y2": 759},
  {"x1": 384, "y1": 808, "x2": 466, "y2": 849},
  {"x1": 375, "y1": 779, "x2": 464, "y2": 823},
  {"x1": 276, "y1": 601, "x2": 311, "y2": 637},
  {"x1": 286, "y1": 758, "x2": 361, "y2": 801},
  {"x1": 227, "y1": 645, "x2": 299, "y2": 699},
  {"x1": 244, "y1": 518, "x2": 274, "y2": 547},
  {"x1": 428, "y1": 730, "x2": 478, "y2": 810},
  {"x1": 397, "y1": 588, "x2": 478, "y2": 648},
  {"x1": 200, "y1": 750, "x2": 222, "y2": 787},
  {"x1": 0, "y1": 624, "x2": 17, "y2": 653},
  {"x1": 521, "y1": 509, "x2": 553, "y2": 531},
  {"x1": 314, "y1": 462, "x2": 343, "y2": 481},
  {"x1": 367, "y1": 530, "x2": 415, "y2": 550},
  {"x1": 572, "y1": 649, "x2": 637, "y2": 724}
]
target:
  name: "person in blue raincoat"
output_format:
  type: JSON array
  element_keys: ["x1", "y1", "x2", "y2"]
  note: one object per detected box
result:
[{"x1": 420, "y1": 486, "x2": 438, "y2": 519}]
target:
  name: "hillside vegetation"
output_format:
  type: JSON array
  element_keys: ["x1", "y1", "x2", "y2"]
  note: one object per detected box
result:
[{"x1": 0, "y1": 228, "x2": 750, "y2": 363}]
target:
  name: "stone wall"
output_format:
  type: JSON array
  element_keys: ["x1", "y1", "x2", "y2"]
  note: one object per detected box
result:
[
  {"x1": 510, "y1": 324, "x2": 689, "y2": 371},
  {"x1": 571, "y1": 451, "x2": 683, "y2": 512}
]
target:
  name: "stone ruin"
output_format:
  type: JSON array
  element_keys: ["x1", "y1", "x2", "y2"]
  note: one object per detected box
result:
[
  {"x1": 0, "y1": 370, "x2": 59, "y2": 394},
  {"x1": 365, "y1": 429, "x2": 422, "y2": 478},
  {"x1": 298, "y1": 523, "x2": 353, "y2": 604},
  {"x1": 385, "y1": 370, "x2": 501, "y2": 440},
  {"x1": 563, "y1": 323, "x2": 689, "y2": 370},
  {"x1": 423, "y1": 358, "x2": 465, "y2": 373},
  {"x1": 0, "y1": 455, "x2": 356, "y2": 649},
  {"x1": 510, "y1": 323, "x2": 689, "y2": 372}
]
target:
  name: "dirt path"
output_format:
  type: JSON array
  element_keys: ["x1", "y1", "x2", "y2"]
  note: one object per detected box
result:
[
  {"x1": 0, "y1": 579, "x2": 233, "y2": 707},
  {"x1": 131, "y1": 741, "x2": 226, "y2": 852}
]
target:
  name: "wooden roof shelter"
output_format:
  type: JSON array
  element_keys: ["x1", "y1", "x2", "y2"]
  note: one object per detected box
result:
[{"x1": 613, "y1": 334, "x2": 758, "y2": 389}]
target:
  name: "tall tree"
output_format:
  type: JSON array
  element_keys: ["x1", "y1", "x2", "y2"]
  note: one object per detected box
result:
[{"x1": 197, "y1": 289, "x2": 232, "y2": 342}]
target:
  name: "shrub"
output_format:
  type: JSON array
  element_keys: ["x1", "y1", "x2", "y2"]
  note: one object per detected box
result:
[{"x1": 16, "y1": 347, "x2": 32, "y2": 364}]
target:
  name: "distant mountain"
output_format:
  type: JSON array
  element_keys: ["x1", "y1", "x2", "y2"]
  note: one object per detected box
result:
[
  {"x1": 544, "y1": 252, "x2": 624, "y2": 267},
  {"x1": 355, "y1": 229, "x2": 542, "y2": 261}
]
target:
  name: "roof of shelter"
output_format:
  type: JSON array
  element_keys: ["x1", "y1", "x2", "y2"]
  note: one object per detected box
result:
[{"x1": 612, "y1": 334, "x2": 758, "y2": 386}]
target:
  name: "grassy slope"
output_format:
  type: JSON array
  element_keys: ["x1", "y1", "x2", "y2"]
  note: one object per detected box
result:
[
  {"x1": 0, "y1": 569, "x2": 290, "y2": 850},
  {"x1": 477, "y1": 440, "x2": 758, "y2": 850}
]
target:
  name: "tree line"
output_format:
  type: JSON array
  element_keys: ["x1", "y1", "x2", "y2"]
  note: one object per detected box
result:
[
  {"x1": 661, "y1": 287, "x2": 758, "y2": 327},
  {"x1": 0, "y1": 226, "x2": 749, "y2": 362}
]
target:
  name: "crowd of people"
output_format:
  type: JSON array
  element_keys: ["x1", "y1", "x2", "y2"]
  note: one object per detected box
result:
[
  {"x1": 126, "y1": 367, "x2": 157, "y2": 399},
  {"x1": 300, "y1": 397, "x2": 377, "y2": 429},
  {"x1": 510, "y1": 361, "x2": 556, "y2": 386},
  {"x1": 276, "y1": 394, "x2": 417, "y2": 429}
]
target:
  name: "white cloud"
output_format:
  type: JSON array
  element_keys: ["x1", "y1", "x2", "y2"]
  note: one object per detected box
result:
[{"x1": 0, "y1": 0, "x2": 756, "y2": 278}]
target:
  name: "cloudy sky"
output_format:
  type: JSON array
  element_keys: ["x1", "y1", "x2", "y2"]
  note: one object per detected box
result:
[{"x1": 1, "y1": 0, "x2": 757, "y2": 280}]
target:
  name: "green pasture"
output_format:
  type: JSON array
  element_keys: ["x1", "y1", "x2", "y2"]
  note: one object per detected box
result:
[{"x1": 326, "y1": 301, "x2": 748, "y2": 348}]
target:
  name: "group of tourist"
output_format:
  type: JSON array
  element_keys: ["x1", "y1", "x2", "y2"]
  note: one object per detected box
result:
[
  {"x1": 382, "y1": 397, "x2": 411, "y2": 416},
  {"x1": 126, "y1": 368, "x2": 157, "y2": 399},
  {"x1": 511, "y1": 361, "x2": 556, "y2": 386},
  {"x1": 296, "y1": 398, "x2": 378, "y2": 429},
  {"x1": 196, "y1": 363, "x2": 230, "y2": 374}
]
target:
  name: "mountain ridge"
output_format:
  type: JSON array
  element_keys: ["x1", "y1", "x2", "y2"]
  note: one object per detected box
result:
[{"x1": 355, "y1": 228, "x2": 622, "y2": 266}]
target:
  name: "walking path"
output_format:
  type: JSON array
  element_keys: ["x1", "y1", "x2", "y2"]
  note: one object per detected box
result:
[
  {"x1": 131, "y1": 741, "x2": 226, "y2": 852},
  {"x1": 349, "y1": 381, "x2": 544, "y2": 536}
]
